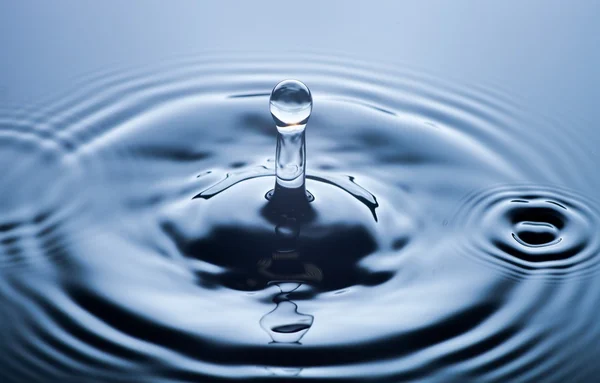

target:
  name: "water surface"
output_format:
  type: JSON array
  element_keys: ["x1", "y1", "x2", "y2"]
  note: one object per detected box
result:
[{"x1": 0, "y1": 53, "x2": 599, "y2": 382}]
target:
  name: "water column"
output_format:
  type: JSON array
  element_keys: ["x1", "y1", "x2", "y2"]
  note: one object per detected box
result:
[{"x1": 268, "y1": 80, "x2": 313, "y2": 211}]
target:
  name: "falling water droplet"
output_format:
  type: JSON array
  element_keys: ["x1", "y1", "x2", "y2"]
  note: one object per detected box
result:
[{"x1": 270, "y1": 80, "x2": 313, "y2": 130}]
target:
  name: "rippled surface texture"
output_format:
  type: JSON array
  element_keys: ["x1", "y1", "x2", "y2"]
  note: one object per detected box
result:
[{"x1": 1, "y1": 34, "x2": 599, "y2": 383}]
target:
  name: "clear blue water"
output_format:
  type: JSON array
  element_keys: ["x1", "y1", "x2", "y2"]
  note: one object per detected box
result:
[{"x1": 1, "y1": 3, "x2": 599, "y2": 383}]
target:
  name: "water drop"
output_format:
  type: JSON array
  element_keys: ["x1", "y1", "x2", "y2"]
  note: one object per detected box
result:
[
  {"x1": 268, "y1": 80, "x2": 313, "y2": 203},
  {"x1": 270, "y1": 80, "x2": 312, "y2": 130}
]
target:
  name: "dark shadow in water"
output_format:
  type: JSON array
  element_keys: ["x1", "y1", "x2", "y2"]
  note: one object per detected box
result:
[{"x1": 164, "y1": 214, "x2": 383, "y2": 293}]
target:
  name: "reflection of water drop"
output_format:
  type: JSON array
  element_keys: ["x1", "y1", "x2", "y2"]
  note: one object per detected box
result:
[
  {"x1": 260, "y1": 300, "x2": 314, "y2": 344},
  {"x1": 269, "y1": 80, "x2": 312, "y2": 129}
]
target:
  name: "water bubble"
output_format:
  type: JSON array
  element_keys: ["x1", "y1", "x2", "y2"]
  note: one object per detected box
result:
[{"x1": 270, "y1": 80, "x2": 312, "y2": 129}]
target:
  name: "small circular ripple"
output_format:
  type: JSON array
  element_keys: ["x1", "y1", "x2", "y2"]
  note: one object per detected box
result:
[{"x1": 452, "y1": 185, "x2": 600, "y2": 279}]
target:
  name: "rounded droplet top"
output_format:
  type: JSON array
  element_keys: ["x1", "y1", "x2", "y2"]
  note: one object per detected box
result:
[{"x1": 270, "y1": 80, "x2": 312, "y2": 129}]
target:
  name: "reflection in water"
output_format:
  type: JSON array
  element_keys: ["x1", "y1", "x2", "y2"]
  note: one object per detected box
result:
[
  {"x1": 259, "y1": 217, "x2": 316, "y2": 347},
  {"x1": 260, "y1": 285, "x2": 314, "y2": 344},
  {"x1": 259, "y1": 207, "x2": 317, "y2": 377}
]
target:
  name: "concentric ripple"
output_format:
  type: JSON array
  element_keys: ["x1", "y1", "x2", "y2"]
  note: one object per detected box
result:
[
  {"x1": 0, "y1": 53, "x2": 599, "y2": 382},
  {"x1": 451, "y1": 185, "x2": 600, "y2": 279}
]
